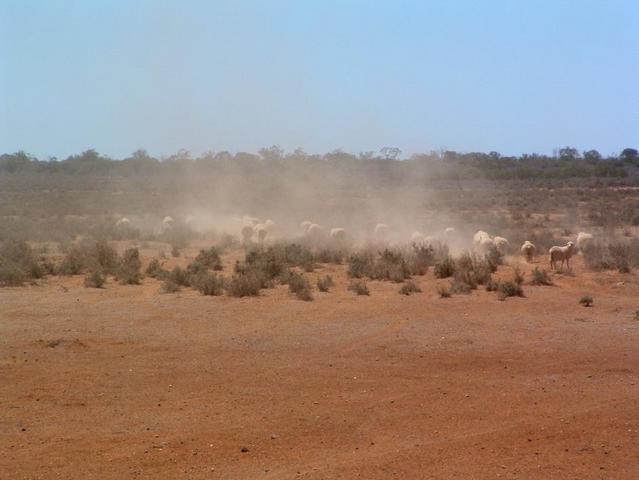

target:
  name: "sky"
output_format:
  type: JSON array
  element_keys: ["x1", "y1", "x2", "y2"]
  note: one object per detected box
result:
[{"x1": 1, "y1": 0, "x2": 637, "y2": 159}]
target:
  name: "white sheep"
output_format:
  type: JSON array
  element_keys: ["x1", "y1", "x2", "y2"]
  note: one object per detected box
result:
[
  {"x1": 116, "y1": 217, "x2": 130, "y2": 227},
  {"x1": 549, "y1": 241, "x2": 576, "y2": 270},
  {"x1": 306, "y1": 223, "x2": 323, "y2": 241},
  {"x1": 254, "y1": 224, "x2": 268, "y2": 243},
  {"x1": 300, "y1": 220, "x2": 313, "y2": 234},
  {"x1": 243, "y1": 215, "x2": 261, "y2": 227},
  {"x1": 264, "y1": 219, "x2": 275, "y2": 230},
  {"x1": 521, "y1": 240, "x2": 536, "y2": 262},
  {"x1": 162, "y1": 216, "x2": 174, "y2": 226},
  {"x1": 493, "y1": 236, "x2": 510, "y2": 254},
  {"x1": 241, "y1": 225, "x2": 254, "y2": 244},
  {"x1": 374, "y1": 223, "x2": 390, "y2": 243},
  {"x1": 473, "y1": 230, "x2": 493, "y2": 253},
  {"x1": 443, "y1": 227, "x2": 456, "y2": 239},
  {"x1": 576, "y1": 232, "x2": 594, "y2": 252},
  {"x1": 410, "y1": 231, "x2": 426, "y2": 244},
  {"x1": 330, "y1": 227, "x2": 347, "y2": 244}
]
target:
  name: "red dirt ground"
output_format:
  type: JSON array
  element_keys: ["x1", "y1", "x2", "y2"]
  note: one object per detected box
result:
[{"x1": 1, "y1": 254, "x2": 639, "y2": 479}]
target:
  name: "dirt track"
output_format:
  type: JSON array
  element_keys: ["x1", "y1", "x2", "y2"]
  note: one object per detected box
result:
[{"x1": 2, "y1": 255, "x2": 639, "y2": 479}]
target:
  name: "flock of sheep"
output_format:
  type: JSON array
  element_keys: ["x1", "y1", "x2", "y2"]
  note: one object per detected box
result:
[{"x1": 115, "y1": 215, "x2": 595, "y2": 270}]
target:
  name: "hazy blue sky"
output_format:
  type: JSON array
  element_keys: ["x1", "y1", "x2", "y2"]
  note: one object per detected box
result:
[{"x1": 1, "y1": 0, "x2": 637, "y2": 159}]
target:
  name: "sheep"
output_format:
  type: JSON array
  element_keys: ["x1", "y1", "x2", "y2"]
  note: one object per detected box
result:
[
  {"x1": 264, "y1": 219, "x2": 275, "y2": 230},
  {"x1": 162, "y1": 216, "x2": 174, "y2": 226},
  {"x1": 521, "y1": 241, "x2": 536, "y2": 262},
  {"x1": 254, "y1": 224, "x2": 268, "y2": 243},
  {"x1": 473, "y1": 230, "x2": 492, "y2": 253},
  {"x1": 306, "y1": 223, "x2": 323, "y2": 241},
  {"x1": 116, "y1": 217, "x2": 130, "y2": 227},
  {"x1": 241, "y1": 225, "x2": 254, "y2": 244},
  {"x1": 493, "y1": 236, "x2": 510, "y2": 254},
  {"x1": 473, "y1": 230, "x2": 491, "y2": 245},
  {"x1": 549, "y1": 241, "x2": 576, "y2": 270},
  {"x1": 373, "y1": 223, "x2": 390, "y2": 243},
  {"x1": 410, "y1": 231, "x2": 426, "y2": 244},
  {"x1": 300, "y1": 220, "x2": 313, "y2": 234},
  {"x1": 330, "y1": 227, "x2": 347, "y2": 245},
  {"x1": 576, "y1": 232, "x2": 594, "y2": 252},
  {"x1": 243, "y1": 215, "x2": 261, "y2": 227}
]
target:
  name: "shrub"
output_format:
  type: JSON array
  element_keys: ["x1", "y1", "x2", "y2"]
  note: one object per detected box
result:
[
  {"x1": 347, "y1": 251, "x2": 375, "y2": 278},
  {"x1": 484, "y1": 245, "x2": 503, "y2": 271},
  {"x1": 166, "y1": 266, "x2": 190, "y2": 287},
  {"x1": 497, "y1": 280, "x2": 524, "y2": 301},
  {"x1": 348, "y1": 280, "x2": 370, "y2": 296},
  {"x1": 314, "y1": 248, "x2": 344, "y2": 264},
  {"x1": 399, "y1": 280, "x2": 421, "y2": 295},
  {"x1": 529, "y1": 267, "x2": 553, "y2": 286},
  {"x1": 317, "y1": 275, "x2": 334, "y2": 292},
  {"x1": 161, "y1": 279, "x2": 180, "y2": 293},
  {"x1": 450, "y1": 278, "x2": 472, "y2": 294},
  {"x1": 191, "y1": 271, "x2": 225, "y2": 296},
  {"x1": 171, "y1": 245, "x2": 180, "y2": 257},
  {"x1": 579, "y1": 295, "x2": 593, "y2": 307},
  {"x1": 485, "y1": 278, "x2": 499, "y2": 292},
  {"x1": 454, "y1": 253, "x2": 492, "y2": 288},
  {"x1": 116, "y1": 248, "x2": 142, "y2": 285},
  {"x1": 437, "y1": 285, "x2": 451, "y2": 298},
  {"x1": 146, "y1": 258, "x2": 168, "y2": 279},
  {"x1": 84, "y1": 269, "x2": 105, "y2": 288},
  {"x1": 371, "y1": 249, "x2": 411, "y2": 282},
  {"x1": 0, "y1": 240, "x2": 43, "y2": 286},
  {"x1": 56, "y1": 246, "x2": 85, "y2": 275},
  {"x1": 434, "y1": 256, "x2": 455, "y2": 279},
  {"x1": 227, "y1": 272, "x2": 262, "y2": 297},
  {"x1": 512, "y1": 267, "x2": 524, "y2": 285},
  {"x1": 188, "y1": 247, "x2": 223, "y2": 274},
  {"x1": 288, "y1": 272, "x2": 313, "y2": 301},
  {"x1": 407, "y1": 244, "x2": 435, "y2": 275}
]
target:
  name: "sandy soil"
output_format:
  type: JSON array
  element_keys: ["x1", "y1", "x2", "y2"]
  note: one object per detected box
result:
[{"x1": 1, "y1": 254, "x2": 639, "y2": 479}]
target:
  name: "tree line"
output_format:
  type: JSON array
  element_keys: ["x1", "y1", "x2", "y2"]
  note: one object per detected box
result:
[{"x1": 1, "y1": 146, "x2": 637, "y2": 180}]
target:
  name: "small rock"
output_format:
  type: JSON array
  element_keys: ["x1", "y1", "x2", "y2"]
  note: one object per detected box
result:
[{"x1": 240, "y1": 447, "x2": 249, "y2": 453}]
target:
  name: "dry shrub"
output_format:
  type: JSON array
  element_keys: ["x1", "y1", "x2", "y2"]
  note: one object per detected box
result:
[
  {"x1": 497, "y1": 281, "x2": 524, "y2": 301},
  {"x1": 437, "y1": 285, "x2": 452, "y2": 298},
  {"x1": 145, "y1": 258, "x2": 168, "y2": 279},
  {"x1": 227, "y1": 271, "x2": 262, "y2": 297},
  {"x1": 84, "y1": 269, "x2": 105, "y2": 288},
  {"x1": 288, "y1": 272, "x2": 313, "y2": 301},
  {"x1": 583, "y1": 242, "x2": 636, "y2": 273},
  {"x1": 188, "y1": 247, "x2": 223, "y2": 274},
  {"x1": 434, "y1": 256, "x2": 455, "y2": 279},
  {"x1": 348, "y1": 279, "x2": 370, "y2": 296},
  {"x1": 579, "y1": 295, "x2": 593, "y2": 307},
  {"x1": 191, "y1": 271, "x2": 225, "y2": 296},
  {"x1": 529, "y1": 267, "x2": 553, "y2": 285},
  {"x1": 317, "y1": 275, "x2": 334, "y2": 292},
  {"x1": 161, "y1": 279, "x2": 180, "y2": 293},
  {"x1": 0, "y1": 240, "x2": 43, "y2": 286},
  {"x1": 399, "y1": 280, "x2": 421, "y2": 295},
  {"x1": 116, "y1": 248, "x2": 142, "y2": 285}
]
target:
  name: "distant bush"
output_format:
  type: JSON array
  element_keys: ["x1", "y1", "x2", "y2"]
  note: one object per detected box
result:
[
  {"x1": 288, "y1": 272, "x2": 313, "y2": 301},
  {"x1": 437, "y1": 285, "x2": 452, "y2": 298},
  {"x1": 453, "y1": 252, "x2": 492, "y2": 288},
  {"x1": 497, "y1": 280, "x2": 524, "y2": 301},
  {"x1": 529, "y1": 267, "x2": 553, "y2": 286},
  {"x1": 316, "y1": 275, "x2": 334, "y2": 292},
  {"x1": 188, "y1": 247, "x2": 223, "y2": 275},
  {"x1": 227, "y1": 272, "x2": 262, "y2": 297},
  {"x1": 83, "y1": 269, "x2": 105, "y2": 288},
  {"x1": 191, "y1": 271, "x2": 225, "y2": 296},
  {"x1": 347, "y1": 251, "x2": 375, "y2": 278},
  {"x1": 171, "y1": 245, "x2": 180, "y2": 258},
  {"x1": 434, "y1": 256, "x2": 455, "y2": 279},
  {"x1": 399, "y1": 280, "x2": 421, "y2": 295},
  {"x1": 583, "y1": 242, "x2": 636, "y2": 273},
  {"x1": 166, "y1": 266, "x2": 190, "y2": 287},
  {"x1": 0, "y1": 240, "x2": 43, "y2": 286},
  {"x1": 56, "y1": 240, "x2": 119, "y2": 276},
  {"x1": 116, "y1": 248, "x2": 142, "y2": 285},
  {"x1": 145, "y1": 258, "x2": 168, "y2": 279},
  {"x1": 348, "y1": 279, "x2": 370, "y2": 296},
  {"x1": 579, "y1": 295, "x2": 593, "y2": 307},
  {"x1": 512, "y1": 267, "x2": 524, "y2": 285},
  {"x1": 450, "y1": 278, "x2": 472, "y2": 294},
  {"x1": 314, "y1": 248, "x2": 344, "y2": 264},
  {"x1": 161, "y1": 279, "x2": 180, "y2": 293}
]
